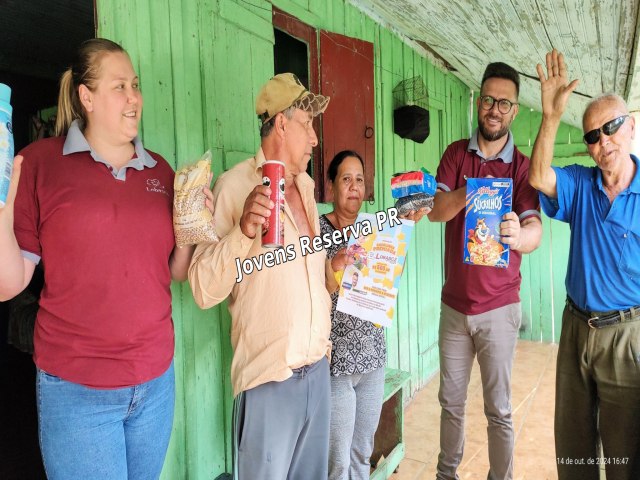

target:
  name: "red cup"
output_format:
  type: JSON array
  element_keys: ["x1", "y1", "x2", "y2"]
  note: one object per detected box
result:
[{"x1": 261, "y1": 160, "x2": 285, "y2": 248}]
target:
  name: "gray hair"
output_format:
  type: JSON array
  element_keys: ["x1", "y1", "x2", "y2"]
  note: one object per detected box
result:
[
  {"x1": 583, "y1": 93, "x2": 629, "y2": 127},
  {"x1": 259, "y1": 105, "x2": 296, "y2": 138}
]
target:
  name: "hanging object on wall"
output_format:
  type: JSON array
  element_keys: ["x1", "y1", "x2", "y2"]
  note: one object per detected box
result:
[{"x1": 392, "y1": 76, "x2": 430, "y2": 143}]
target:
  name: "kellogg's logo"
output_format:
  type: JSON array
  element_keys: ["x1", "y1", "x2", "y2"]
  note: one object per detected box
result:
[{"x1": 146, "y1": 178, "x2": 169, "y2": 196}]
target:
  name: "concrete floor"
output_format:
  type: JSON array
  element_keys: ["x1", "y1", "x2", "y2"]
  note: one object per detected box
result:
[{"x1": 391, "y1": 340, "x2": 559, "y2": 480}]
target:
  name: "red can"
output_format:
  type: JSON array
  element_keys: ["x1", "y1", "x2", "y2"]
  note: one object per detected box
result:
[{"x1": 261, "y1": 160, "x2": 285, "y2": 248}]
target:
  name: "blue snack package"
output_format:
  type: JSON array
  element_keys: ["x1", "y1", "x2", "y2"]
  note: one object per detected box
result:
[
  {"x1": 390, "y1": 169, "x2": 436, "y2": 199},
  {"x1": 463, "y1": 178, "x2": 512, "y2": 268}
]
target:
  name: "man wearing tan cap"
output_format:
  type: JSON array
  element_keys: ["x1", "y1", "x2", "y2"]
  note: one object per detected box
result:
[{"x1": 189, "y1": 73, "x2": 332, "y2": 479}]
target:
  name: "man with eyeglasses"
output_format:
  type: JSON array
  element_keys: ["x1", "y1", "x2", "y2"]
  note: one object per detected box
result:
[
  {"x1": 428, "y1": 62, "x2": 542, "y2": 480},
  {"x1": 529, "y1": 49, "x2": 640, "y2": 480}
]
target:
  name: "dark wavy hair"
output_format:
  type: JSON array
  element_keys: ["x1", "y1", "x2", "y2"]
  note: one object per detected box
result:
[
  {"x1": 327, "y1": 150, "x2": 364, "y2": 182},
  {"x1": 481, "y1": 62, "x2": 520, "y2": 98}
]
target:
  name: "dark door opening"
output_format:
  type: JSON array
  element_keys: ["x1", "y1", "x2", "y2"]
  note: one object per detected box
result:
[
  {"x1": 0, "y1": 2, "x2": 95, "y2": 479},
  {"x1": 272, "y1": 7, "x2": 322, "y2": 194},
  {"x1": 274, "y1": 29, "x2": 309, "y2": 91},
  {"x1": 273, "y1": 28, "x2": 313, "y2": 178}
]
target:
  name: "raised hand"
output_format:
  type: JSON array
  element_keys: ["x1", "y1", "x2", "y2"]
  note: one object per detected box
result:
[{"x1": 535, "y1": 49, "x2": 579, "y2": 122}]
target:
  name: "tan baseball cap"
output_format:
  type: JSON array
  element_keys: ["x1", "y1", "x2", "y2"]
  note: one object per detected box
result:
[{"x1": 256, "y1": 73, "x2": 330, "y2": 124}]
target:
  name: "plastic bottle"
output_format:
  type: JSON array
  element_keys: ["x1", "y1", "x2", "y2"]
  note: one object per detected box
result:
[{"x1": 0, "y1": 83, "x2": 14, "y2": 207}]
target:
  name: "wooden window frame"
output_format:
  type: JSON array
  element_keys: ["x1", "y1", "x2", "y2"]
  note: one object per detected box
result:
[
  {"x1": 272, "y1": 7, "x2": 324, "y2": 200},
  {"x1": 272, "y1": 7, "x2": 375, "y2": 204}
]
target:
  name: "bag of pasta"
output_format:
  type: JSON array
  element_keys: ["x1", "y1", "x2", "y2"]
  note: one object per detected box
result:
[{"x1": 173, "y1": 151, "x2": 219, "y2": 247}]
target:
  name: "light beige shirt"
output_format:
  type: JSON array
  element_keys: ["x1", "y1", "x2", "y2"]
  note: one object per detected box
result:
[{"x1": 189, "y1": 149, "x2": 332, "y2": 396}]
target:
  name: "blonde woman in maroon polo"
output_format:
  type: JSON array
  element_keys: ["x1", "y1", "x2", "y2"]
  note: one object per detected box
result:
[{"x1": 0, "y1": 39, "x2": 196, "y2": 479}]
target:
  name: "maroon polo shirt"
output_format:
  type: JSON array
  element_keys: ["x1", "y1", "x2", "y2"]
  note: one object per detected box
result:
[
  {"x1": 436, "y1": 136, "x2": 540, "y2": 315},
  {"x1": 14, "y1": 133, "x2": 176, "y2": 388}
]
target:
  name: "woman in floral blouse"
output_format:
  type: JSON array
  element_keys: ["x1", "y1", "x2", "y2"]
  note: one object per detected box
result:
[{"x1": 322, "y1": 150, "x2": 386, "y2": 480}]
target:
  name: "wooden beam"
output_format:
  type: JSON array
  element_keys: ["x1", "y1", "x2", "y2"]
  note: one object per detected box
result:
[{"x1": 625, "y1": 1, "x2": 640, "y2": 111}]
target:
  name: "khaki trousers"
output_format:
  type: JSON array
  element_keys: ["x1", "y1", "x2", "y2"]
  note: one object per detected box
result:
[
  {"x1": 436, "y1": 302, "x2": 521, "y2": 480},
  {"x1": 555, "y1": 305, "x2": 640, "y2": 480}
]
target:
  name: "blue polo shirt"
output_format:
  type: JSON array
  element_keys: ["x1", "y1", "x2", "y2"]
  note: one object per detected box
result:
[{"x1": 540, "y1": 155, "x2": 640, "y2": 311}]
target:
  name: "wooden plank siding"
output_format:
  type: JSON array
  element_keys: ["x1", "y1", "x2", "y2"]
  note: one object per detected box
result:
[
  {"x1": 96, "y1": 1, "x2": 467, "y2": 477},
  {"x1": 95, "y1": 1, "x2": 585, "y2": 477},
  {"x1": 510, "y1": 107, "x2": 591, "y2": 343}
]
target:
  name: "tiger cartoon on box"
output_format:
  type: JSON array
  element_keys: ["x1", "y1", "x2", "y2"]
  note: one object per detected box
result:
[
  {"x1": 467, "y1": 218, "x2": 504, "y2": 266},
  {"x1": 468, "y1": 218, "x2": 491, "y2": 244}
]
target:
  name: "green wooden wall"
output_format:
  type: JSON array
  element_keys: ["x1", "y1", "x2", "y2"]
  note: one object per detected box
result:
[
  {"x1": 96, "y1": 0, "x2": 468, "y2": 477},
  {"x1": 95, "y1": 0, "x2": 589, "y2": 477}
]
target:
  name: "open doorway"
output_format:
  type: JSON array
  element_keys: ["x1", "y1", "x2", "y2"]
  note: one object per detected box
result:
[
  {"x1": 0, "y1": 2, "x2": 94, "y2": 478},
  {"x1": 273, "y1": 28, "x2": 312, "y2": 179},
  {"x1": 272, "y1": 7, "x2": 322, "y2": 194}
]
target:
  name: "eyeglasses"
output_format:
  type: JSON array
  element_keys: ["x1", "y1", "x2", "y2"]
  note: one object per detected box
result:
[
  {"x1": 479, "y1": 95, "x2": 518, "y2": 114},
  {"x1": 583, "y1": 115, "x2": 629, "y2": 145}
]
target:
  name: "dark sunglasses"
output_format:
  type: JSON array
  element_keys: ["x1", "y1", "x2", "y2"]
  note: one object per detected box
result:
[{"x1": 583, "y1": 115, "x2": 629, "y2": 145}]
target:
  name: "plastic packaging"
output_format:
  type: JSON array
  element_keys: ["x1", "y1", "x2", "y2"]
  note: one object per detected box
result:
[
  {"x1": 390, "y1": 168, "x2": 436, "y2": 216},
  {"x1": 0, "y1": 83, "x2": 14, "y2": 207},
  {"x1": 395, "y1": 193, "x2": 434, "y2": 216},
  {"x1": 390, "y1": 168, "x2": 436, "y2": 199},
  {"x1": 173, "y1": 151, "x2": 219, "y2": 247}
]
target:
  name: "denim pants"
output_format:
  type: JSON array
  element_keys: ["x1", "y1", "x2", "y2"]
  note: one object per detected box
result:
[
  {"x1": 437, "y1": 302, "x2": 521, "y2": 480},
  {"x1": 555, "y1": 305, "x2": 640, "y2": 480},
  {"x1": 233, "y1": 357, "x2": 330, "y2": 480},
  {"x1": 36, "y1": 362, "x2": 175, "y2": 480},
  {"x1": 328, "y1": 366, "x2": 385, "y2": 480}
]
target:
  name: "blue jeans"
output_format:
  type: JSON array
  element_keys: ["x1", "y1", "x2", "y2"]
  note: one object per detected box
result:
[{"x1": 36, "y1": 362, "x2": 175, "y2": 480}]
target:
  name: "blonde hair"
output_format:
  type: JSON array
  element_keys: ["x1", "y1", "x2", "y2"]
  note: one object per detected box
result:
[{"x1": 54, "y1": 38, "x2": 127, "y2": 136}]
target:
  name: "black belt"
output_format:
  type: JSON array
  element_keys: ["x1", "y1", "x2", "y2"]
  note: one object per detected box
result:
[{"x1": 566, "y1": 297, "x2": 640, "y2": 329}]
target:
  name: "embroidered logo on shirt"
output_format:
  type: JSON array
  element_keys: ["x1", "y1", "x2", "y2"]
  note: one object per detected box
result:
[{"x1": 146, "y1": 178, "x2": 169, "y2": 196}]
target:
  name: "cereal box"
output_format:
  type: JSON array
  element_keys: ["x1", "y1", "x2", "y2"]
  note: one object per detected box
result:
[{"x1": 463, "y1": 178, "x2": 512, "y2": 268}]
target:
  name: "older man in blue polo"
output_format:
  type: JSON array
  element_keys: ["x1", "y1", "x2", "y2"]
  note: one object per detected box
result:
[{"x1": 529, "y1": 49, "x2": 640, "y2": 480}]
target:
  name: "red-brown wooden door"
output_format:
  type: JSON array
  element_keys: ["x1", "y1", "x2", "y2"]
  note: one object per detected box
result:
[{"x1": 320, "y1": 30, "x2": 375, "y2": 202}]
